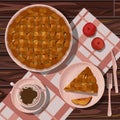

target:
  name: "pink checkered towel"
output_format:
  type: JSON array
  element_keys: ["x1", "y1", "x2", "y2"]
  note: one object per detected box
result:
[
  {"x1": 0, "y1": 8, "x2": 120, "y2": 120},
  {"x1": 71, "y1": 8, "x2": 120, "y2": 73}
]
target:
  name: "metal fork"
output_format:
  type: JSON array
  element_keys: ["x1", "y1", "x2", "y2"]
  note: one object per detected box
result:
[{"x1": 107, "y1": 73, "x2": 113, "y2": 117}]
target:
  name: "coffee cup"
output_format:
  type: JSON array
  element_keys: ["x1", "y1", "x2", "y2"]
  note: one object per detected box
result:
[{"x1": 17, "y1": 84, "x2": 42, "y2": 109}]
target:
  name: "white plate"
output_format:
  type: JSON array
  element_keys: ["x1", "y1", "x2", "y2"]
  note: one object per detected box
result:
[
  {"x1": 59, "y1": 62, "x2": 105, "y2": 108},
  {"x1": 11, "y1": 78, "x2": 47, "y2": 113}
]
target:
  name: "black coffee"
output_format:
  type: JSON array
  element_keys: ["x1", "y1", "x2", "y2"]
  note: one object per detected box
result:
[{"x1": 20, "y1": 87, "x2": 37, "y2": 105}]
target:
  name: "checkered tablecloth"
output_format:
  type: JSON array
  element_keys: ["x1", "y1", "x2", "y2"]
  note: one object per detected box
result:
[
  {"x1": 71, "y1": 8, "x2": 120, "y2": 73},
  {"x1": 0, "y1": 8, "x2": 120, "y2": 120}
]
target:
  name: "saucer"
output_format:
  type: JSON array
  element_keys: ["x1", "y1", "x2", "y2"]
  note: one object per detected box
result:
[{"x1": 11, "y1": 78, "x2": 47, "y2": 113}]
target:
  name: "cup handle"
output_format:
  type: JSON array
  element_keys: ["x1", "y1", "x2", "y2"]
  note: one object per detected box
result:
[{"x1": 10, "y1": 82, "x2": 15, "y2": 86}]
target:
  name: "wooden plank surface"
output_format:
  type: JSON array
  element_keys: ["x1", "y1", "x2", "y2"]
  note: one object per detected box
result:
[
  {"x1": 0, "y1": 1, "x2": 120, "y2": 119},
  {"x1": 0, "y1": 1, "x2": 113, "y2": 17}
]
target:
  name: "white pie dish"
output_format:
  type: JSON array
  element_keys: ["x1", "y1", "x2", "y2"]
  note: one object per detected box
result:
[{"x1": 5, "y1": 4, "x2": 72, "y2": 73}]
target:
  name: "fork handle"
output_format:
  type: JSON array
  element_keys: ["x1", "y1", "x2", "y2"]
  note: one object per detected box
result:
[{"x1": 107, "y1": 88, "x2": 112, "y2": 117}]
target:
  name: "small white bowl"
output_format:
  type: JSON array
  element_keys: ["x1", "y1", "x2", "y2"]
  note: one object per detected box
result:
[
  {"x1": 17, "y1": 84, "x2": 42, "y2": 109},
  {"x1": 5, "y1": 4, "x2": 72, "y2": 72}
]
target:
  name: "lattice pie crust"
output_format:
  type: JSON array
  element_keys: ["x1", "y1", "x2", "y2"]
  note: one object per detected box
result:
[{"x1": 7, "y1": 5, "x2": 71, "y2": 70}]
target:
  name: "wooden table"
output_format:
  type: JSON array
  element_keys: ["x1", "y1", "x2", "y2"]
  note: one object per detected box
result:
[{"x1": 0, "y1": 0, "x2": 120, "y2": 119}]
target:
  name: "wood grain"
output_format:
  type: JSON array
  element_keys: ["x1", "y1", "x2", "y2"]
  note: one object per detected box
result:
[
  {"x1": 115, "y1": 1, "x2": 120, "y2": 16},
  {"x1": 0, "y1": 56, "x2": 21, "y2": 69},
  {"x1": 0, "y1": 1, "x2": 113, "y2": 18},
  {"x1": 0, "y1": 70, "x2": 26, "y2": 82},
  {"x1": 0, "y1": 1, "x2": 120, "y2": 120},
  {"x1": 67, "y1": 104, "x2": 120, "y2": 119}
]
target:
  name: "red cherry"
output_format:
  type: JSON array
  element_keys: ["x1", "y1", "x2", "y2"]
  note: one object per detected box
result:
[
  {"x1": 91, "y1": 37, "x2": 105, "y2": 50},
  {"x1": 83, "y1": 23, "x2": 96, "y2": 37}
]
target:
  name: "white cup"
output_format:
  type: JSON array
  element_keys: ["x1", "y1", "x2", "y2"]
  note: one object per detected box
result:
[{"x1": 17, "y1": 84, "x2": 43, "y2": 109}]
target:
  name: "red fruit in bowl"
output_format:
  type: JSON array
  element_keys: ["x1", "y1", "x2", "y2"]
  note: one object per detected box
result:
[
  {"x1": 91, "y1": 37, "x2": 105, "y2": 50},
  {"x1": 83, "y1": 23, "x2": 96, "y2": 37}
]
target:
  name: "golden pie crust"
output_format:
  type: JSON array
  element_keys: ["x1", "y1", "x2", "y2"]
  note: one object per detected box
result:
[
  {"x1": 71, "y1": 96, "x2": 92, "y2": 106},
  {"x1": 64, "y1": 67, "x2": 98, "y2": 93},
  {"x1": 7, "y1": 5, "x2": 71, "y2": 70}
]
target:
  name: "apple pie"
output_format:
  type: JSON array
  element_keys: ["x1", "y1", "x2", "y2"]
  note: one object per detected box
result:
[
  {"x1": 6, "y1": 5, "x2": 71, "y2": 70},
  {"x1": 71, "y1": 96, "x2": 92, "y2": 106},
  {"x1": 64, "y1": 67, "x2": 98, "y2": 93}
]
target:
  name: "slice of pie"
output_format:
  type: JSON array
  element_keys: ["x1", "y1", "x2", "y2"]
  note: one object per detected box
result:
[
  {"x1": 64, "y1": 67, "x2": 98, "y2": 93},
  {"x1": 71, "y1": 96, "x2": 92, "y2": 106}
]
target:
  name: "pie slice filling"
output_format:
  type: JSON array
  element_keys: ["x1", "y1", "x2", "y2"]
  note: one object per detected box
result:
[{"x1": 64, "y1": 67, "x2": 98, "y2": 94}]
